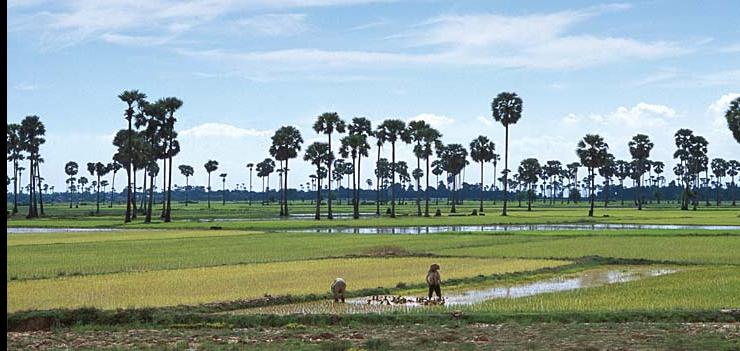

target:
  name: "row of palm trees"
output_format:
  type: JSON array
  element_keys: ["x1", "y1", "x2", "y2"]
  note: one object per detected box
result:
[
  {"x1": 7, "y1": 116, "x2": 46, "y2": 218},
  {"x1": 8, "y1": 93, "x2": 739, "y2": 221}
]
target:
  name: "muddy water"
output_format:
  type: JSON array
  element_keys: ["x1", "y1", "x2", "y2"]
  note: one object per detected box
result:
[
  {"x1": 233, "y1": 268, "x2": 676, "y2": 315},
  {"x1": 287, "y1": 224, "x2": 739, "y2": 234}
]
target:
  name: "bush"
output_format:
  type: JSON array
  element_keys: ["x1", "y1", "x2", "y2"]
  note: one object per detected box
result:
[{"x1": 434, "y1": 209, "x2": 442, "y2": 217}]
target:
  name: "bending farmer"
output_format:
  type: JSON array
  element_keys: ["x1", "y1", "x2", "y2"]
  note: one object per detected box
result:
[
  {"x1": 331, "y1": 278, "x2": 347, "y2": 302},
  {"x1": 426, "y1": 263, "x2": 442, "y2": 299}
]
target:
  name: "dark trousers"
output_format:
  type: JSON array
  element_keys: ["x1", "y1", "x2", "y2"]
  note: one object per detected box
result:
[{"x1": 428, "y1": 284, "x2": 441, "y2": 298}]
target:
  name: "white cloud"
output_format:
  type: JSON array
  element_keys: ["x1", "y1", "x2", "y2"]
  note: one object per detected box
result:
[
  {"x1": 407, "y1": 113, "x2": 454, "y2": 127},
  {"x1": 562, "y1": 103, "x2": 676, "y2": 130},
  {"x1": 477, "y1": 115, "x2": 495, "y2": 127},
  {"x1": 237, "y1": 13, "x2": 309, "y2": 36},
  {"x1": 561, "y1": 113, "x2": 578, "y2": 125},
  {"x1": 14, "y1": 82, "x2": 39, "y2": 91},
  {"x1": 179, "y1": 123, "x2": 272, "y2": 138},
  {"x1": 707, "y1": 92, "x2": 740, "y2": 128}
]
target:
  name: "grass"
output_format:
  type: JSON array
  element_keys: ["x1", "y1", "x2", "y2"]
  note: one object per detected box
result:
[
  {"x1": 7, "y1": 232, "x2": 542, "y2": 280},
  {"x1": 7, "y1": 202, "x2": 740, "y2": 229},
  {"x1": 437, "y1": 235, "x2": 740, "y2": 264},
  {"x1": 6, "y1": 257, "x2": 568, "y2": 312},
  {"x1": 463, "y1": 265, "x2": 740, "y2": 312}
]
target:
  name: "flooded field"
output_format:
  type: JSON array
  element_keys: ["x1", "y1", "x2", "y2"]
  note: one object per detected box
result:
[
  {"x1": 286, "y1": 224, "x2": 740, "y2": 234},
  {"x1": 6, "y1": 227, "x2": 123, "y2": 233},
  {"x1": 232, "y1": 267, "x2": 677, "y2": 315}
]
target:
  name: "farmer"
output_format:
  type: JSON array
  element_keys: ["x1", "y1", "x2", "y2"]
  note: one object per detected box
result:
[
  {"x1": 426, "y1": 263, "x2": 442, "y2": 299},
  {"x1": 331, "y1": 278, "x2": 347, "y2": 303}
]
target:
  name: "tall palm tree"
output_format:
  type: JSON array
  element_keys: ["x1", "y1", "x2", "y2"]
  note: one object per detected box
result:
[
  {"x1": 576, "y1": 134, "x2": 609, "y2": 217},
  {"x1": 313, "y1": 112, "x2": 346, "y2": 219},
  {"x1": 220, "y1": 173, "x2": 228, "y2": 205},
  {"x1": 161, "y1": 97, "x2": 182, "y2": 222},
  {"x1": 340, "y1": 133, "x2": 370, "y2": 219},
  {"x1": 7, "y1": 123, "x2": 24, "y2": 214},
  {"x1": 246, "y1": 163, "x2": 254, "y2": 205},
  {"x1": 118, "y1": 90, "x2": 147, "y2": 223},
  {"x1": 728, "y1": 160, "x2": 739, "y2": 206},
  {"x1": 518, "y1": 158, "x2": 541, "y2": 211},
  {"x1": 726, "y1": 96, "x2": 740, "y2": 143},
  {"x1": 469, "y1": 135, "x2": 496, "y2": 213},
  {"x1": 347, "y1": 117, "x2": 373, "y2": 218},
  {"x1": 20, "y1": 115, "x2": 46, "y2": 218},
  {"x1": 204, "y1": 160, "x2": 219, "y2": 209},
  {"x1": 178, "y1": 165, "x2": 194, "y2": 206},
  {"x1": 373, "y1": 126, "x2": 388, "y2": 216},
  {"x1": 304, "y1": 142, "x2": 333, "y2": 220},
  {"x1": 144, "y1": 161, "x2": 159, "y2": 223},
  {"x1": 376, "y1": 119, "x2": 407, "y2": 218},
  {"x1": 269, "y1": 126, "x2": 304, "y2": 216},
  {"x1": 78, "y1": 176, "x2": 88, "y2": 207},
  {"x1": 109, "y1": 161, "x2": 122, "y2": 207},
  {"x1": 436, "y1": 143, "x2": 468, "y2": 213},
  {"x1": 491, "y1": 92, "x2": 523, "y2": 216},
  {"x1": 404, "y1": 120, "x2": 432, "y2": 216},
  {"x1": 711, "y1": 158, "x2": 728, "y2": 206},
  {"x1": 87, "y1": 162, "x2": 111, "y2": 214},
  {"x1": 64, "y1": 161, "x2": 79, "y2": 208},
  {"x1": 598, "y1": 154, "x2": 615, "y2": 207},
  {"x1": 628, "y1": 134, "x2": 654, "y2": 210}
]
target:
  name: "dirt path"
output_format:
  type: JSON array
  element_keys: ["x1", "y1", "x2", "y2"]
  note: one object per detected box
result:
[{"x1": 7, "y1": 322, "x2": 739, "y2": 350}]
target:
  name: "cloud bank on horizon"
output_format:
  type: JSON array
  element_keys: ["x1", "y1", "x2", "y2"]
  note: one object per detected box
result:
[{"x1": 7, "y1": 0, "x2": 740, "y2": 189}]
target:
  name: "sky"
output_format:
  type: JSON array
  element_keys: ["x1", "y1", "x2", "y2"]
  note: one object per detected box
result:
[{"x1": 7, "y1": 0, "x2": 740, "y2": 192}]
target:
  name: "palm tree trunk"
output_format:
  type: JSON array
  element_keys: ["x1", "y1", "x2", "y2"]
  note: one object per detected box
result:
[
  {"x1": 716, "y1": 178, "x2": 721, "y2": 206},
  {"x1": 527, "y1": 183, "x2": 532, "y2": 211},
  {"x1": 222, "y1": 179, "x2": 226, "y2": 205},
  {"x1": 353, "y1": 155, "x2": 359, "y2": 219},
  {"x1": 145, "y1": 173, "x2": 155, "y2": 223},
  {"x1": 376, "y1": 145, "x2": 381, "y2": 216},
  {"x1": 141, "y1": 167, "x2": 148, "y2": 212},
  {"x1": 315, "y1": 174, "x2": 321, "y2": 220},
  {"x1": 36, "y1": 162, "x2": 45, "y2": 216},
  {"x1": 13, "y1": 161, "x2": 19, "y2": 214},
  {"x1": 161, "y1": 160, "x2": 167, "y2": 218},
  {"x1": 479, "y1": 161, "x2": 484, "y2": 213},
  {"x1": 451, "y1": 172, "x2": 457, "y2": 213},
  {"x1": 125, "y1": 116, "x2": 133, "y2": 223},
  {"x1": 637, "y1": 174, "x2": 642, "y2": 210},
  {"x1": 416, "y1": 156, "x2": 421, "y2": 216},
  {"x1": 27, "y1": 158, "x2": 36, "y2": 218},
  {"x1": 185, "y1": 176, "x2": 189, "y2": 206},
  {"x1": 502, "y1": 126, "x2": 509, "y2": 216},
  {"x1": 604, "y1": 179, "x2": 609, "y2": 208},
  {"x1": 284, "y1": 160, "x2": 290, "y2": 216},
  {"x1": 131, "y1": 169, "x2": 137, "y2": 219},
  {"x1": 588, "y1": 168, "x2": 595, "y2": 217},
  {"x1": 327, "y1": 133, "x2": 334, "y2": 220},
  {"x1": 390, "y1": 142, "x2": 396, "y2": 218},
  {"x1": 165, "y1": 155, "x2": 173, "y2": 222},
  {"x1": 96, "y1": 174, "x2": 101, "y2": 214},
  {"x1": 425, "y1": 157, "x2": 430, "y2": 217},
  {"x1": 110, "y1": 171, "x2": 116, "y2": 208},
  {"x1": 207, "y1": 172, "x2": 211, "y2": 209},
  {"x1": 492, "y1": 163, "x2": 497, "y2": 205}
]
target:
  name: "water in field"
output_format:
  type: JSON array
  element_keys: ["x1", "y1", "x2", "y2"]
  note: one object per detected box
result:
[
  {"x1": 286, "y1": 224, "x2": 740, "y2": 234},
  {"x1": 6, "y1": 228, "x2": 123, "y2": 234},
  {"x1": 232, "y1": 267, "x2": 676, "y2": 315}
]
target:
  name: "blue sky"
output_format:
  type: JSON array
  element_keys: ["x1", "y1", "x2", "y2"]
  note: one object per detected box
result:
[{"x1": 7, "y1": 0, "x2": 740, "y2": 191}]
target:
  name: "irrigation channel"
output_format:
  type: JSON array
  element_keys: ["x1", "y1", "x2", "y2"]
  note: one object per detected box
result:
[{"x1": 232, "y1": 268, "x2": 677, "y2": 315}]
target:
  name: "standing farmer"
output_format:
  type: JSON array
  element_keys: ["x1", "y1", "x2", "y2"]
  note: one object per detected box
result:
[
  {"x1": 331, "y1": 278, "x2": 347, "y2": 303},
  {"x1": 426, "y1": 263, "x2": 442, "y2": 299}
]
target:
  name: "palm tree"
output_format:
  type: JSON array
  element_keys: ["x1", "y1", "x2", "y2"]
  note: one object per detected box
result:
[
  {"x1": 373, "y1": 126, "x2": 388, "y2": 216},
  {"x1": 64, "y1": 161, "x2": 79, "y2": 208},
  {"x1": 109, "y1": 161, "x2": 122, "y2": 207},
  {"x1": 628, "y1": 134, "x2": 654, "y2": 210},
  {"x1": 711, "y1": 158, "x2": 728, "y2": 206},
  {"x1": 204, "y1": 160, "x2": 219, "y2": 209},
  {"x1": 20, "y1": 115, "x2": 46, "y2": 218},
  {"x1": 313, "y1": 112, "x2": 346, "y2": 219},
  {"x1": 87, "y1": 162, "x2": 111, "y2": 214},
  {"x1": 269, "y1": 126, "x2": 303, "y2": 216},
  {"x1": 78, "y1": 176, "x2": 88, "y2": 207},
  {"x1": 7, "y1": 123, "x2": 24, "y2": 214},
  {"x1": 178, "y1": 165, "x2": 194, "y2": 206},
  {"x1": 376, "y1": 119, "x2": 407, "y2": 218},
  {"x1": 144, "y1": 161, "x2": 159, "y2": 223},
  {"x1": 652, "y1": 161, "x2": 665, "y2": 203},
  {"x1": 256, "y1": 158, "x2": 275, "y2": 204},
  {"x1": 518, "y1": 158, "x2": 541, "y2": 211},
  {"x1": 576, "y1": 134, "x2": 609, "y2": 217},
  {"x1": 160, "y1": 97, "x2": 182, "y2": 223},
  {"x1": 491, "y1": 92, "x2": 523, "y2": 216},
  {"x1": 726, "y1": 96, "x2": 740, "y2": 143},
  {"x1": 340, "y1": 133, "x2": 370, "y2": 219},
  {"x1": 436, "y1": 143, "x2": 468, "y2": 213},
  {"x1": 405, "y1": 120, "x2": 433, "y2": 216},
  {"x1": 543, "y1": 160, "x2": 563, "y2": 204},
  {"x1": 598, "y1": 154, "x2": 616, "y2": 208},
  {"x1": 220, "y1": 173, "x2": 228, "y2": 205},
  {"x1": 491, "y1": 153, "x2": 500, "y2": 204},
  {"x1": 727, "y1": 160, "x2": 739, "y2": 206},
  {"x1": 469, "y1": 135, "x2": 496, "y2": 213},
  {"x1": 118, "y1": 90, "x2": 147, "y2": 223},
  {"x1": 246, "y1": 163, "x2": 254, "y2": 205},
  {"x1": 346, "y1": 117, "x2": 373, "y2": 218},
  {"x1": 431, "y1": 160, "x2": 444, "y2": 205},
  {"x1": 304, "y1": 142, "x2": 333, "y2": 220}
]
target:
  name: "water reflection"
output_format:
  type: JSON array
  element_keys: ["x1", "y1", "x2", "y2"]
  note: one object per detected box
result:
[{"x1": 287, "y1": 224, "x2": 739, "y2": 234}]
